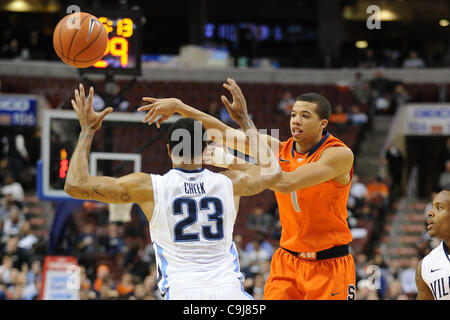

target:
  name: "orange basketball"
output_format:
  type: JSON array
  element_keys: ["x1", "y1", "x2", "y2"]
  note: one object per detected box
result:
[{"x1": 53, "y1": 12, "x2": 108, "y2": 68}]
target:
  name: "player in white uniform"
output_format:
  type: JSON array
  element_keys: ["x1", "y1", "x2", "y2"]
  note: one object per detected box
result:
[
  {"x1": 64, "y1": 83, "x2": 281, "y2": 300},
  {"x1": 416, "y1": 190, "x2": 450, "y2": 300}
]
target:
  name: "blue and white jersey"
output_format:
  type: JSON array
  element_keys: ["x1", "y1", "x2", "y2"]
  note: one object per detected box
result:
[
  {"x1": 150, "y1": 168, "x2": 244, "y2": 297},
  {"x1": 421, "y1": 241, "x2": 450, "y2": 300}
]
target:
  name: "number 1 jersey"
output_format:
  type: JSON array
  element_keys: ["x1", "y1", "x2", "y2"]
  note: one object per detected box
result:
[{"x1": 150, "y1": 168, "x2": 244, "y2": 296}]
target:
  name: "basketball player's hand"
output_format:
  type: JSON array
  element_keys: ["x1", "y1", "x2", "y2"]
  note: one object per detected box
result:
[
  {"x1": 139, "y1": 97, "x2": 181, "y2": 128},
  {"x1": 71, "y1": 84, "x2": 113, "y2": 132},
  {"x1": 221, "y1": 78, "x2": 249, "y2": 125},
  {"x1": 202, "y1": 142, "x2": 233, "y2": 168}
]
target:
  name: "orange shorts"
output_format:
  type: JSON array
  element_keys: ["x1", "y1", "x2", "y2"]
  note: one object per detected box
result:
[{"x1": 264, "y1": 247, "x2": 356, "y2": 300}]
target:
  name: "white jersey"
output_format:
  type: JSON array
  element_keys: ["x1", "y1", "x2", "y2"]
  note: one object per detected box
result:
[
  {"x1": 421, "y1": 241, "x2": 450, "y2": 300},
  {"x1": 150, "y1": 168, "x2": 250, "y2": 300}
]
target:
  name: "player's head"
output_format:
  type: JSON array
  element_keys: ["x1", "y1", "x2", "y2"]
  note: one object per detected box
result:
[
  {"x1": 426, "y1": 189, "x2": 450, "y2": 240},
  {"x1": 167, "y1": 118, "x2": 207, "y2": 165},
  {"x1": 290, "y1": 93, "x2": 330, "y2": 144}
]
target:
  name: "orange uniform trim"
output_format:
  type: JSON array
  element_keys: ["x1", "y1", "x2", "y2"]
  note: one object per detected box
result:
[{"x1": 275, "y1": 131, "x2": 353, "y2": 253}]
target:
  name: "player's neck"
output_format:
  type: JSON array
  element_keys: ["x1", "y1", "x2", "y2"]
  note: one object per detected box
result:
[
  {"x1": 293, "y1": 131, "x2": 324, "y2": 154},
  {"x1": 173, "y1": 163, "x2": 203, "y2": 171}
]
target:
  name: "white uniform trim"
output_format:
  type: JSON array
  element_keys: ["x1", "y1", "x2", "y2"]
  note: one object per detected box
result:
[
  {"x1": 421, "y1": 241, "x2": 450, "y2": 300},
  {"x1": 149, "y1": 168, "x2": 251, "y2": 300}
]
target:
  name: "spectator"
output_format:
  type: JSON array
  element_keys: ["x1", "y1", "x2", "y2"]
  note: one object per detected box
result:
[
  {"x1": 0, "y1": 255, "x2": 13, "y2": 285},
  {"x1": 116, "y1": 272, "x2": 135, "y2": 298},
  {"x1": 130, "y1": 283, "x2": 147, "y2": 300},
  {"x1": 358, "y1": 48, "x2": 378, "y2": 68},
  {"x1": 26, "y1": 260, "x2": 41, "y2": 285},
  {"x1": 384, "y1": 144, "x2": 404, "y2": 201},
  {"x1": 366, "y1": 176, "x2": 389, "y2": 207},
  {"x1": 18, "y1": 221, "x2": 38, "y2": 251},
  {"x1": 399, "y1": 257, "x2": 419, "y2": 298},
  {"x1": 402, "y1": 50, "x2": 426, "y2": 68},
  {"x1": 252, "y1": 273, "x2": 265, "y2": 300},
  {"x1": 1, "y1": 236, "x2": 31, "y2": 269},
  {"x1": 2, "y1": 207, "x2": 24, "y2": 242},
  {"x1": 97, "y1": 281, "x2": 119, "y2": 300},
  {"x1": 348, "y1": 105, "x2": 368, "y2": 127},
  {"x1": 369, "y1": 71, "x2": 394, "y2": 98},
  {"x1": 353, "y1": 81, "x2": 372, "y2": 106},
  {"x1": 381, "y1": 49, "x2": 401, "y2": 68},
  {"x1": 93, "y1": 264, "x2": 110, "y2": 294},
  {"x1": 244, "y1": 231, "x2": 273, "y2": 257},
  {"x1": 386, "y1": 279, "x2": 403, "y2": 300},
  {"x1": 386, "y1": 259, "x2": 402, "y2": 282},
  {"x1": 328, "y1": 104, "x2": 348, "y2": 134},
  {"x1": 246, "y1": 239, "x2": 272, "y2": 275},
  {"x1": 1, "y1": 38, "x2": 21, "y2": 59},
  {"x1": 390, "y1": 84, "x2": 410, "y2": 113},
  {"x1": 76, "y1": 223, "x2": 98, "y2": 279},
  {"x1": 277, "y1": 91, "x2": 295, "y2": 115},
  {"x1": 21, "y1": 30, "x2": 46, "y2": 60},
  {"x1": 247, "y1": 206, "x2": 274, "y2": 234},
  {"x1": 1, "y1": 175, "x2": 25, "y2": 203},
  {"x1": 438, "y1": 160, "x2": 450, "y2": 190},
  {"x1": 349, "y1": 174, "x2": 368, "y2": 210},
  {"x1": 98, "y1": 222, "x2": 124, "y2": 256}
]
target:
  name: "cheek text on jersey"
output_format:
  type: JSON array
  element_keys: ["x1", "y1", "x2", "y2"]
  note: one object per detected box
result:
[
  {"x1": 430, "y1": 276, "x2": 450, "y2": 299},
  {"x1": 184, "y1": 182, "x2": 206, "y2": 195}
]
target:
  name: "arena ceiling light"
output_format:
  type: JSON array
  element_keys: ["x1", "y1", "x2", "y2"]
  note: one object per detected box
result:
[
  {"x1": 439, "y1": 19, "x2": 449, "y2": 27},
  {"x1": 355, "y1": 41, "x2": 368, "y2": 49},
  {"x1": 0, "y1": 0, "x2": 60, "y2": 12}
]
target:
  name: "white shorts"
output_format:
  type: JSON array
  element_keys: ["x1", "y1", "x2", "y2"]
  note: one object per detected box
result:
[{"x1": 164, "y1": 282, "x2": 253, "y2": 300}]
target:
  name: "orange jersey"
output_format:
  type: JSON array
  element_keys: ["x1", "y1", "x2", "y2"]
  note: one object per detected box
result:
[{"x1": 275, "y1": 131, "x2": 353, "y2": 253}]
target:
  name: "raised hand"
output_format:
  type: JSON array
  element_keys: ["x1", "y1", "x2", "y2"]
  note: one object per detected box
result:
[
  {"x1": 221, "y1": 78, "x2": 249, "y2": 126},
  {"x1": 71, "y1": 84, "x2": 113, "y2": 132},
  {"x1": 138, "y1": 97, "x2": 181, "y2": 128}
]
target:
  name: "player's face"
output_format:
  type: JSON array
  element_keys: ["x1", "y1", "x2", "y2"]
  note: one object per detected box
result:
[
  {"x1": 290, "y1": 101, "x2": 327, "y2": 144},
  {"x1": 426, "y1": 191, "x2": 450, "y2": 239}
]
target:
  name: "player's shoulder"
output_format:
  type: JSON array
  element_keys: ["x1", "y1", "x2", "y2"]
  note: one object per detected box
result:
[{"x1": 320, "y1": 144, "x2": 354, "y2": 162}]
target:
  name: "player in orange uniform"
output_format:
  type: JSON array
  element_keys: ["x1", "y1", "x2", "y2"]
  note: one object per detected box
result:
[{"x1": 139, "y1": 78, "x2": 356, "y2": 300}]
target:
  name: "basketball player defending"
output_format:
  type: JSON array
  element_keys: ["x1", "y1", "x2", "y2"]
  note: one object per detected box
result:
[
  {"x1": 64, "y1": 84, "x2": 281, "y2": 300},
  {"x1": 139, "y1": 78, "x2": 356, "y2": 300},
  {"x1": 416, "y1": 189, "x2": 450, "y2": 300}
]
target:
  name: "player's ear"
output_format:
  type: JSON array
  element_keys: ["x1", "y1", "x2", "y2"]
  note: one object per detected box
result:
[
  {"x1": 321, "y1": 119, "x2": 328, "y2": 130},
  {"x1": 167, "y1": 144, "x2": 172, "y2": 158}
]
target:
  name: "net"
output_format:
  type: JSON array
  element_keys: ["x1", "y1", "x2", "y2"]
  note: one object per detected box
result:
[{"x1": 108, "y1": 202, "x2": 133, "y2": 222}]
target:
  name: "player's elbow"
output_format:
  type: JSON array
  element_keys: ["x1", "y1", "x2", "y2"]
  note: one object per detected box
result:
[{"x1": 64, "y1": 182, "x2": 83, "y2": 199}]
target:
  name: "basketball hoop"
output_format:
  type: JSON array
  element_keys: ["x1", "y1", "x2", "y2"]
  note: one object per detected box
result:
[{"x1": 108, "y1": 203, "x2": 132, "y2": 222}]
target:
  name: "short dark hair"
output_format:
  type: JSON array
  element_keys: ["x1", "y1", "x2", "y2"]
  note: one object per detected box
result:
[
  {"x1": 167, "y1": 118, "x2": 207, "y2": 159},
  {"x1": 296, "y1": 92, "x2": 331, "y2": 120}
]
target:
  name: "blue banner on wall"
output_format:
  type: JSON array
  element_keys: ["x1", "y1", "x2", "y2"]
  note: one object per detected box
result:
[{"x1": 0, "y1": 95, "x2": 37, "y2": 126}]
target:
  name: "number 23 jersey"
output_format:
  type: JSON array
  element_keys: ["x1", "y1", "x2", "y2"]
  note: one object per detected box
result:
[{"x1": 150, "y1": 168, "x2": 243, "y2": 294}]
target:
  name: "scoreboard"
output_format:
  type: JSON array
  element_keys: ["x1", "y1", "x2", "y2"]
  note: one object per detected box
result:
[{"x1": 84, "y1": 11, "x2": 142, "y2": 75}]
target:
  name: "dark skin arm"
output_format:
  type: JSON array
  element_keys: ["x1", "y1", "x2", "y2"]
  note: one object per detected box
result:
[
  {"x1": 415, "y1": 260, "x2": 435, "y2": 300},
  {"x1": 64, "y1": 84, "x2": 154, "y2": 220}
]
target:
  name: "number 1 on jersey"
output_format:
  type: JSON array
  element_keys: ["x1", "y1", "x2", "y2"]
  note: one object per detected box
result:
[{"x1": 290, "y1": 191, "x2": 301, "y2": 213}]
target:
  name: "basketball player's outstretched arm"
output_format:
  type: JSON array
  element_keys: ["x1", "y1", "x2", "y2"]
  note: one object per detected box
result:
[
  {"x1": 218, "y1": 79, "x2": 354, "y2": 193},
  {"x1": 138, "y1": 78, "x2": 281, "y2": 157},
  {"x1": 217, "y1": 82, "x2": 281, "y2": 196},
  {"x1": 64, "y1": 84, "x2": 153, "y2": 205},
  {"x1": 415, "y1": 260, "x2": 435, "y2": 300},
  {"x1": 272, "y1": 146, "x2": 354, "y2": 193}
]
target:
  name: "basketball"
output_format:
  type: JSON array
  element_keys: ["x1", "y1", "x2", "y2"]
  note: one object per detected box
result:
[{"x1": 53, "y1": 12, "x2": 108, "y2": 68}]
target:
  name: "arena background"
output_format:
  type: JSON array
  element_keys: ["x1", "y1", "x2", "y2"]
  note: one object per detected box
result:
[{"x1": 0, "y1": 0, "x2": 449, "y2": 300}]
